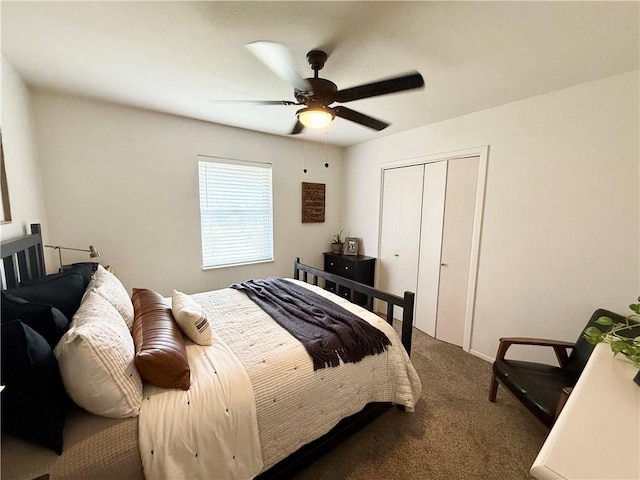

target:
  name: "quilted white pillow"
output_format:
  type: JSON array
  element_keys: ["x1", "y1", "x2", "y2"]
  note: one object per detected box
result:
[
  {"x1": 171, "y1": 290, "x2": 213, "y2": 346},
  {"x1": 54, "y1": 291, "x2": 143, "y2": 418},
  {"x1": 89, "y1": 265, "x2": 134, "y2": 330}
]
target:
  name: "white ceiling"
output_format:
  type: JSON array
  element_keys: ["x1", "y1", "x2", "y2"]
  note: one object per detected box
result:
[{"x1": 2, "y1": 1, "x2": 638, "y2": 147}]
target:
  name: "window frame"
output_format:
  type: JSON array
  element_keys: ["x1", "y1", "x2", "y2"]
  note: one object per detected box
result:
[{"x1": 197, "y1": 155, "x2": 274, "y2": 270}]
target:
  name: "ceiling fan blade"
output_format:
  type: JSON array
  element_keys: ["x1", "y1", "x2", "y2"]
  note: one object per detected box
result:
[
  {"x1": 334, "y1": 106, "x2": 389, "y2": 131},
  {"x1": 290, "y1": 120, "x2": 305, "y2": 135},
  {"x1": 210, "y1": 100, "x2": 299, "y2": 106},
  {"x1": 246, "y1": 41, "x2": 311, "y2": 92},
  {"x1": 335, "y1": 72, "x2": 424, "y2": 103}
]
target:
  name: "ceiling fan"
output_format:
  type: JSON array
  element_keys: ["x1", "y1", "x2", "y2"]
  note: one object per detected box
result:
[{"x1": 219, "y1": 41, "x2": 425, "y2": 135}]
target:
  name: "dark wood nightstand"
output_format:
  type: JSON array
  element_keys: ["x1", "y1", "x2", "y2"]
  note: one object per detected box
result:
[{"x1": 323, "y1": 252, "x2": 376, "y2": 307}]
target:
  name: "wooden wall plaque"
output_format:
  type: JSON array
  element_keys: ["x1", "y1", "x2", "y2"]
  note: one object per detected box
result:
[{"x1": 301, "y1": 182, "x2": 325, "y2": 223}]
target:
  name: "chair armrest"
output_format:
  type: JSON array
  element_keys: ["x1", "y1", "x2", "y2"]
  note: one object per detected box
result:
[{"x1": 495, "y1": 337, "x2": 576, "y2": 367}]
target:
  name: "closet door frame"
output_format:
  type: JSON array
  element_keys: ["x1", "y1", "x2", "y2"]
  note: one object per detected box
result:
[{"x1": 377, "y1": 145, "x2": 488, "y2": 352}]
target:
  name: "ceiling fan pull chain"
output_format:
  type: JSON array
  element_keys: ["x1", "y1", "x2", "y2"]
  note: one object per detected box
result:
[
  {"x1": 324, "y1": 130, "x2": 329, "y2": 168},
  {"x1": 303, "y1": 139, "x2": 308, "y2": 173}
]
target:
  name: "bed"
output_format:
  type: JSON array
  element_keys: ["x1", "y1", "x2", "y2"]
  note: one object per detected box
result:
[{"x1": 1, "y1": 224, "x2": 421, "y2": 480}]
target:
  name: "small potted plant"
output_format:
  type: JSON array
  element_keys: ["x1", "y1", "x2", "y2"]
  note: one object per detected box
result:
[
  {"x1": 331, "y1": 230, "x2": 344, "y2": 253},
  {"x1": 583, "y1": 297, "x2": 640, "y2": 385}
]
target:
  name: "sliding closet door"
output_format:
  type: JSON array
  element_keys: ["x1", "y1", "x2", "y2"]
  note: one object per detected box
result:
[
  {"x1": 434, "y1": 157, "x2": 479, "y2": 346},
  {"x1": 378, "y1": 164, "x2": 424, "y2": 316}
]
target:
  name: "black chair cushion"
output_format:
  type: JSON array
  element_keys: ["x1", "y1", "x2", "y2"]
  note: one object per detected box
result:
[{"x1": 493, "y1": 359, "x2": 580, "y2": 427}]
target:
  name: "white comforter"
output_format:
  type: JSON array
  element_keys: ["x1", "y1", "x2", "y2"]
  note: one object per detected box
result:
[
  {"x1": 138, "y1": 327, "x2": 262, "y2": 479},
  {"x1": 139, "y1": 279, "x2": 422, "y2": 479}
]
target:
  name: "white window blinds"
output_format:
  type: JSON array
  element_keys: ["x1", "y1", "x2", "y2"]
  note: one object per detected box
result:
[{"x1": 198, "y1": 156, "x2": 273, "y2": 269}]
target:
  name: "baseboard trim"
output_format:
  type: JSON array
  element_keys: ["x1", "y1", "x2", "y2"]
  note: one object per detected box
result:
[{"x1": 470, "y1": 349, "x2": 493, "y2": 363}]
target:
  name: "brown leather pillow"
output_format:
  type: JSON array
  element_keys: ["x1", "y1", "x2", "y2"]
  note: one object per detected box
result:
[{"x1": 131, "y1": 288, "x2": 190, "y2": 390}]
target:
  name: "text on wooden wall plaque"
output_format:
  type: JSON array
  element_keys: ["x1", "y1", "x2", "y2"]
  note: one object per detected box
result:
[{"x1": 301, "y1": 182, "x2": 325, "y2": 223}]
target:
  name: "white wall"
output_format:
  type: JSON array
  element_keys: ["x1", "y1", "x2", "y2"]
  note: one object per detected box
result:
[
  {"x1": 343, "y1": 71, "x2": 640, "y2": 362},
  {"x1": 31, "y1": 91, "x2": 344, "y2": 295},
  {"x1": 0, "y1": 57, "x2": 52, "y2": 259}
]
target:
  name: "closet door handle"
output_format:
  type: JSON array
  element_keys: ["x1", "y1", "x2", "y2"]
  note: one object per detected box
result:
[
  {"x1": 441, "y1": 263, "x2": 448, "y2": 267},
  {"x1": 394, "y1": 254, "x2": 399, "y2": 257}
]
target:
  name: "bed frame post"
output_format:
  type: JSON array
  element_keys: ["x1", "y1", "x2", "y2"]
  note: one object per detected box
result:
[
  {"x1": 401, "y1": 291, "x2": 414, "y2": 355},
  {"x1": 293, "y1": 257, "x2": 301, "y2": 280},
  {"x1": 30, "y1": 223, "x2": 45, "y2": 278}
]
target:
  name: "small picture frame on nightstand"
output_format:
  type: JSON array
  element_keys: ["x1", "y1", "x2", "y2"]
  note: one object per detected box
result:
[{"x1": 344, "y1": 237, "x2": 359, "y2": 255}]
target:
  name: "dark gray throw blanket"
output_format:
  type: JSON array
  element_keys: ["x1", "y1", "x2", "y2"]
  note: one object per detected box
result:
[{"x1": 230, "y1": 277, "x2": 391, "y2": 370}]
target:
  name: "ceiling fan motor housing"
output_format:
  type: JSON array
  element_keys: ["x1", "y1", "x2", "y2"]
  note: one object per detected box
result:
[{"x1": 295, "y1": 78, "x2": 337, "y2": 106}]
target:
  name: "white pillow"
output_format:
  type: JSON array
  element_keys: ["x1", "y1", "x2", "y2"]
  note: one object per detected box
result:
[
  {"x1": 171, "y1": 290, "x2": 213, "y2": 346},
  {"x1": 54, "y1": 291, "x2": 143, "y2": 418},
  {"x1": 88, "y1": 265, "x2": 134, "y2": 330}
]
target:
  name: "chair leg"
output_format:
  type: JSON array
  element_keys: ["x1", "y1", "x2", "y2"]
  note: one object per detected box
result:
[
  {"x1": 553, "y1": 386, "x2": 573, "y2": 422},
  {"x1": 488, "y1": 373, "x2": 499, "y2": 402}
]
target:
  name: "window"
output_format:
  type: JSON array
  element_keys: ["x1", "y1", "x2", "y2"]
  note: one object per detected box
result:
[{"x1": 198, "y1": 156, "x2": 273, "y2": 269}]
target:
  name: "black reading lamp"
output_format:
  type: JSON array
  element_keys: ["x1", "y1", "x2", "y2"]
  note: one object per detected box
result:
[{"x1": 45, "y1": 244, "x2": 101, "y2": 269}]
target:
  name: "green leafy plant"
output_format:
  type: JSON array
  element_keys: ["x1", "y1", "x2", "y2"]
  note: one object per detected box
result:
[
  {"x1": 332, "y1": 229, "x2": 344, "y2": 244},
  {"x1": 583, "y1": 297, "x2": 640, "y2": 369}
]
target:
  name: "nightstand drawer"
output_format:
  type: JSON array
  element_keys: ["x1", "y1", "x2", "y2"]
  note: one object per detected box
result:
[
  {"x1": 325, "y1": 258, "x2": 357, "y2": 280},
  {"x1": 323, "y1": 252, "x2": 376, "y2": 308}
]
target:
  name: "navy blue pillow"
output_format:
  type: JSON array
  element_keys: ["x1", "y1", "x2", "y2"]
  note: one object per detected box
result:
[
  {"x1": 5, "y1": 271, "x2": 85, "y2": 321},
  {"x1": 1, "y1": 321, "x2": 68, "y2": 454},
  {"x1": 1, "y1": 292, "x2": 69, "y2": 348},
  {"x1": 60, "y1": 262, "x2": 98, "y2": 290}
]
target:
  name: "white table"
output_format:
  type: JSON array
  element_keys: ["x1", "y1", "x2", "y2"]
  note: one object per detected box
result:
[{"x1": 530, "y1": 343, "x2": 640, "y2": 480}]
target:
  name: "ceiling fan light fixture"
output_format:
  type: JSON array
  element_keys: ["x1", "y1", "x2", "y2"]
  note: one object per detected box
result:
[{"x1": 297, "y1": 107, "x2": 334, "y2": 129}]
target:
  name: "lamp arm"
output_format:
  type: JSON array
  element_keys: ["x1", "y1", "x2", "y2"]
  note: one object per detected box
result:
[
  {"x1": 44, "y1": 245, "x2": 91, "y2": 253},
  {"x1": 44, "y1": 244, "x2": 101, "y2": 269}
]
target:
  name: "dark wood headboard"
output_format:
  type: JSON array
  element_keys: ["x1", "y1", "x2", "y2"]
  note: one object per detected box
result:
[{"x1": 0, "y1": 223, "x2": 46, "y2": 289}]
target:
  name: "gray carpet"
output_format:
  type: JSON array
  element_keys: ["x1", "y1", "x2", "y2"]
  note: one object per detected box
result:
[{"x1": 294, "y1": 325, "x2": 549, "y2": 480}]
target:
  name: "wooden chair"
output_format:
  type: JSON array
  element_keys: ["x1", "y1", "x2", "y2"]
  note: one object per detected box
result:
[{"x1": 488, "y1": 309, "x2": 625, "y2": 427}]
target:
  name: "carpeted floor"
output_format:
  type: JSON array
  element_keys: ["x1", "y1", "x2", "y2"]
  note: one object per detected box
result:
[{"x1": 294, "y1": 325, "x2": 549, "y2": 480}]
